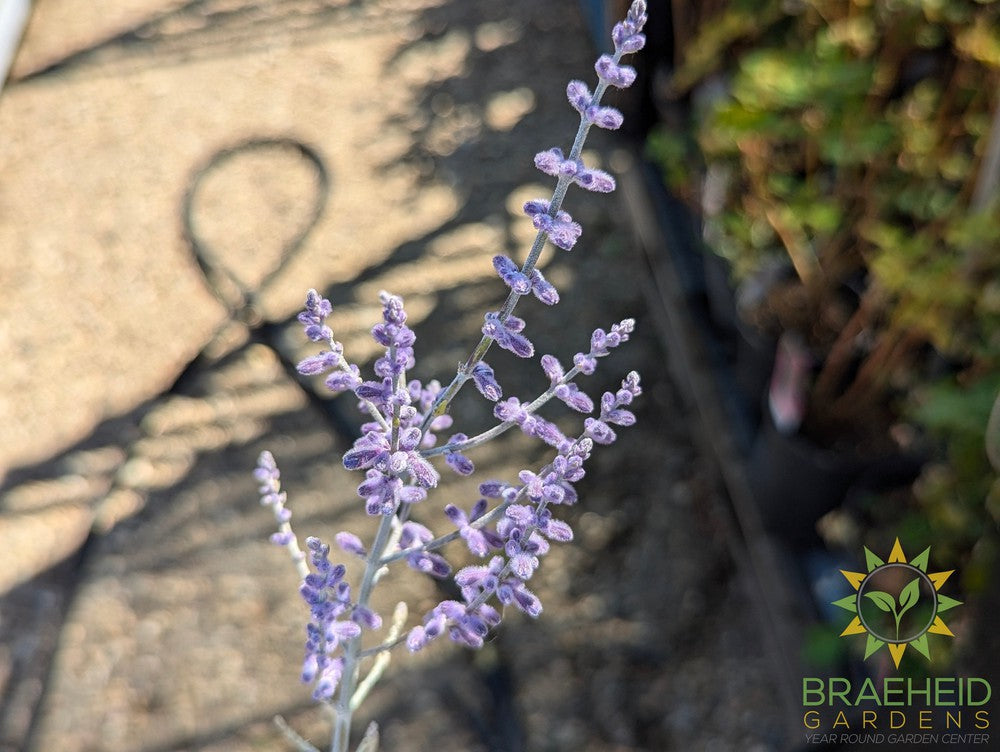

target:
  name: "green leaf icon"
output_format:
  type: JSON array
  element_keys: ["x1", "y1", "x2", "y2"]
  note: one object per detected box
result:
[
  {"x1": 898, "y1": 577, "x2": 921, "y2": 618},
  {"x1": 865, "y1": 590, "x2": 897, "y2": 613}
]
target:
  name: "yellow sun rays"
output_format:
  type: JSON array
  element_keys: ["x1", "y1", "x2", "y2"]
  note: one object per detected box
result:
[{"x1": 833, "y1": 538, "x2": 961, "y2": 668}]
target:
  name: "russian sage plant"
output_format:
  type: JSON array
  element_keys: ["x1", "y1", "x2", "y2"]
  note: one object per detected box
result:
[{"x1": 255, "y1": 4, "x2": 648, "y2": 750}]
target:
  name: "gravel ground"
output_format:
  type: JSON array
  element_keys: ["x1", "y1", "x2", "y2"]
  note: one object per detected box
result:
[{"x1": 1, "y1": 1, "x2": 788, "y2": 750}]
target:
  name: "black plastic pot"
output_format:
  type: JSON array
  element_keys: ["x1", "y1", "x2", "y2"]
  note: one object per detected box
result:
[{"x1": 746, "y1": 414, "x2": 868, "y2": 550}]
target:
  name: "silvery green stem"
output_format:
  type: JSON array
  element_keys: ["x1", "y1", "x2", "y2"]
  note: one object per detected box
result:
[
  {"x1": 332, "y1": 347, "x2": 406, "y2": 752},
  {"x1": 419, "y1": 57, "x2": 621, "y2": 432},
  {"x1": 420, "y1": 363, "x2": 587, "y2": 458},
  {"x1": 379, "y1": 486, "x2": 528, "y2": 566},
  {"x1": 331, "y1": 513, "x2": 395, "y2": 752}
]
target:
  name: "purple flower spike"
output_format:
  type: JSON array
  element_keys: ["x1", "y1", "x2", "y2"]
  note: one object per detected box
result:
[
  {"x1": 471, "y1": 361, "x2": 503, "y2": 402},
  {"x1": 595, "y1": 55, "x2": 637, "y2": 89},
  {"x1": 492, "y1": 255, "x2": 531, "y2": 295},
  {"x1": 380, "y1": 290, "x2": 407, "y2": 325},
  {"x1": 612, "y1": 1, "x2": 648, "y2": 55},
  {"x1": 298, "y1": 289, "x2": 334, "y2": 343}
]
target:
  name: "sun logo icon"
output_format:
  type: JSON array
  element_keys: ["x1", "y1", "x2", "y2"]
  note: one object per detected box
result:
[{"x1": 833, "y1": 538, "x2": 962, "y2": 669}]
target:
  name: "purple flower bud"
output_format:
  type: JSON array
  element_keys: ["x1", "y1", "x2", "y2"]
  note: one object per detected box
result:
[
  {"x1": 574, "y1": 168, "x2": 616, "y2": 193},
  {"x1": 626, "y1": 1, "x2": 648, "y2": 32},
  {"x1": 504, "y1": 315, "x2": 526, "y2": 333},
  {"x1": 351, "y1": 606, "x2": 383, "y2": 630},
  {"x1": 270, "y1": 531, "x2": 294, "y2": 546},
  {"x1": 398, "y1": 485, "x2": 427, "y2": 504},
  {"x1": 534, "y1": 147, "x2": 565, "y2": 176},
  {"x1": 623, "y1": 370, "x2": 642, "y2": 397},
  {"x1": 523, "y1": 198, "x2": 550, "y2": 217},
  {"x1": 444, "y1": 434, "x2": 475, "y2": 476},
  {"x1": 471, "y1": 361, "x2": 503, "y2": 402},
  {"x1": 312, "y1": 657, "x2": 344, "y2": 700},
  {"x1": 492, "y1": 255, "x2": 532, "y2": 295},
  {"x1": 546, "y1": 214, "x2": 582, "y2": 251},
  {"x1": 343, "y1": 445, "x2": 382, "y2": 471},
  {"x1": 518, "y1": 469, "x2": 545, "y2": 500},
  {"x1": 296, "y1": 348, "x2": 343, "y2": 375},
  {"x1": 508, "y1": 582, "x2": 543, "y2": 617},
  {"x1": 529, "y1": 268, "x2": 559, "y2": 305},
  {"x1": 523, "y1": 415, "x2": 566, "y2": 449},
  {"x1": 408, "y1": 454, "x2": 440, "y2": 488},
  {"x1": 573, "y1": 352, "x2": 597, "y2": 374},
  {"x1": 398, "y1": 426, "x2": 423, "y2": 451},
  {"x1": 407, "y1": 551, "x2": 451, "y2": 578},
  {"x1": 324, "y1": 365, "x2": 361, "y2": 392},
  {"x1": 541, "y1": 354, "x2": 564, "y2": 383},
  {"x1": 542, "y1": 518, "x2": 574, "y2": 542},
  {"x1": 301, "y1": 653, "x2": 319, "y2": 683},
  {"x1": 505, "y1": 504, "x2": 535, "y2": 526},
  {"x1": 586, "y1": 104, "x2": 625, "y2": 130},
  {"x1": 483, "y1": 312, "x2": 535, "y2": 358},
  {"x1": 595, "y1": 54, "x2": 637, "y2": 88},
  {"x1": 554, "y1": 382, "x2": 594, "y2": 413},
  {"x1": 406, "y1": 626, "x2": 427, "y2": 652},
  {"x1": 494, "y1": 397, "x2": 527, "y2": 424},
  {"x1": 604, "y1": 407, "x2": 636, "y2": 426},
  {"x1": 326, "y1": 620, "x2": 362, "y2": 644},
  {"x1": 449, "y1": 622, "x2": 484, "y2": 649},
  {"x1": 303, "y1": 323, "x2": 333, "y2": 342},
  {"x1": 335, "y1": 531, "x2": 366, "y2": 558},
  {"x1": 399, "y1": 521, "x2": 433, "y2": 548},
  {"x1": 379, "y1": 290, "x2": 407, "y2": 325},
  {"x1": 479, "y1": 480, "x2": 509, "y2": 498},
  {"x1": 584, "y1": 417, "x2": 617, "y2": 445},
  {"x1": 387, "y1": 450, "x2": 409, "y2": 474},
  {"x1": 566, "y1": 80, "x2": 593, "y2": 112},
  {"x1": 616, "y1": 32, "x2": 645, "y2": 54},
  {"x1": 541, "y1": 482, "x2": 566, "y2": 504}
]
